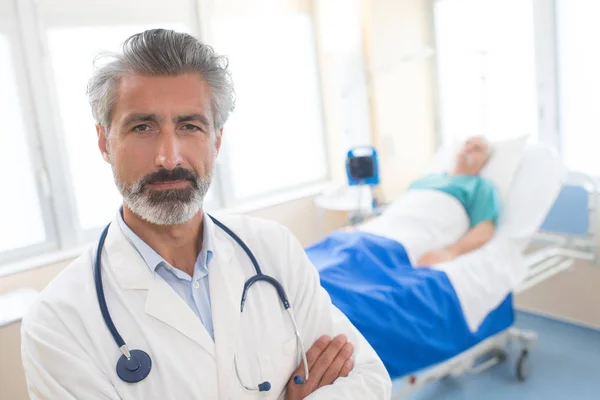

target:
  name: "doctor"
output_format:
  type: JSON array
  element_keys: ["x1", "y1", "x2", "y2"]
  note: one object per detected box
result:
[{"x1": 20, "y1": 29, "x2": 391, "y2": 399}]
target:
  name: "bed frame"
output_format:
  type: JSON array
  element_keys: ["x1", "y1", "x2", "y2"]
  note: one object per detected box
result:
[{"x1": 391, "y1": 172, "x2": 598, "y2": 398}]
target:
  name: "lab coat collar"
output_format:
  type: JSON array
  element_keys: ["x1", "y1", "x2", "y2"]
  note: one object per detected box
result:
[{"x1": 105, "y1": 216, "x2": 152, "y2": 290}]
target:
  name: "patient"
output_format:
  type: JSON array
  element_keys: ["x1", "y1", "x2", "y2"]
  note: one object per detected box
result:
[
  {"x1": 410, "y1": 136, "x2": 500, "y2": 265},
  {"x1": 360, "y1": 136, "x2": 501, "y2": 266}
]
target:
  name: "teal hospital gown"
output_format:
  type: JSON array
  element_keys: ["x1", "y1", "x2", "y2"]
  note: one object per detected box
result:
[{"x1": 408, "y1": 173, "x2": 501, "y2": 227}]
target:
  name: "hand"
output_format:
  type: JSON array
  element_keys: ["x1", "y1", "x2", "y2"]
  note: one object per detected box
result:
[
  {"x1": 416, "y1": 249, "x2": 453, "y2": 266},
  {"x1": 286, "y1": 335, "x2": 355, "y2": 400}
]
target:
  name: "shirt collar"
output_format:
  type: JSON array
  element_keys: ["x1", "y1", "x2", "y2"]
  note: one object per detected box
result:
[
  {"x1": 201, "y1": 215, "x2": 214, "y2": 267},
  {"x1": 116, "y1": 208, "x2": 214, "y2": 274}
]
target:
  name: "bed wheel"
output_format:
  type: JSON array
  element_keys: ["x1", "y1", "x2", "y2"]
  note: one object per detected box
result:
[
  {"x1": 516, "y1": 349, "x2": 529, "y2": 381},
  {"x1": 492, "y1": 349, "x2": 507, "y2": 363}
]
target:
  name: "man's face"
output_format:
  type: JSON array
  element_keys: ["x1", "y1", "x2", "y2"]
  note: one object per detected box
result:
[
  {"x1": 454, "y1": 137, "x2": 489, "y2": 175},
  {"x1": 97, "y1": 73, "x2": 222, "y2": 225}
]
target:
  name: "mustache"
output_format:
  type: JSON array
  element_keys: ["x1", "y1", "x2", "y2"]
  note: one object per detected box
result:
[{"x1": 138, "y1": 168, "x2": 199, "y2": 189}]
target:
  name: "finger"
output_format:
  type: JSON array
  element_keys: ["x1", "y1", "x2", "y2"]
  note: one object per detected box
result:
[
  {"x1": 306, "y1": 336, "x2": 331, "y2": 370},
  {"x1": 317, "y1": 342, "x2": 354, "y2": 388},
  {"x1": 290, "y1": 335, "x2": 331, "y2": 382},
  {"x1": 308, "y1": 335, "x2": 348, "y2": 384},
  {"x1": 339, "y1": 358, "x2": 354, "y2": 378}
]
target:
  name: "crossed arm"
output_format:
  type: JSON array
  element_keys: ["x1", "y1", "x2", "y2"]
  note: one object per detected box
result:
[
  {"x1": 281, "y1": 224, "x2": 392, "y2": 399},
  {"x1": 417, "y1": 220, "x2": 495, "y2": 266}
]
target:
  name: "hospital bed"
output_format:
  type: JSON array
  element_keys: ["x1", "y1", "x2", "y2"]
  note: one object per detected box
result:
[
  {"x1": 308, "y1": 143, "x2": 598, "y2": 397},
  {"x1": 389, "y1": 168, "x2": 598, "y2": 397}
]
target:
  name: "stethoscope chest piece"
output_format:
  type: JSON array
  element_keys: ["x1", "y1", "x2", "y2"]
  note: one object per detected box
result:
[{"x1": 116, "y1": 349, "x2": 152, "y2": 383}]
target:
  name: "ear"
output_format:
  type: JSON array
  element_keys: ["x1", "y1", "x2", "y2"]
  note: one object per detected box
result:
[
  {"x1": 215, "y1": 127, "x2": 223, "y2": 156},
  {"x1": 96, "y1": 124, "x2": 110, "y2": 163}
]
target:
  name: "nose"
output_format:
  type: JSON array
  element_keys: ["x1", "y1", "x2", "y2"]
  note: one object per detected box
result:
[{"x1": 155, "y1": 130, "x2": 183, "y2": 171}]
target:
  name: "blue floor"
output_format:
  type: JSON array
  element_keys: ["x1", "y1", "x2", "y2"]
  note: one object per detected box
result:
[{"x1": 392, "y1": 311, "x2": 600, "y2": 400}]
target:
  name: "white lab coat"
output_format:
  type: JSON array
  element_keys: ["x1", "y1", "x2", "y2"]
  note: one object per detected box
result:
[{"x1": 21, "y1": 214, "x2": 391, "y2": 399}]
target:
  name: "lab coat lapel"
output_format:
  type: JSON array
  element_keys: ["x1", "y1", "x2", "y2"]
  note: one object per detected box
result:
[
  {"x1": 102, "y1": 218, "x2": 152, "y2": 290},
  {"x1": 209, "y1": 225, "x2": 245, "y2": 400},
  {"x1": 106, "y1": 216, "x2": 216, "y2": 357},
  {"x1": 145, "y1": 276, "x2": 216, "y2": 357},
  {"x1": 105, "y1": 218, "x2": 151, "y2": 290}
]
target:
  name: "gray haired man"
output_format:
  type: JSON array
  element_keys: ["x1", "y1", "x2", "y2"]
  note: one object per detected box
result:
[{"x1": 21, "y1": 29, "x2": 391, "y2": 399}]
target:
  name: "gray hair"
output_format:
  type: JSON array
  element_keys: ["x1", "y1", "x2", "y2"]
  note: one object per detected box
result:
[{"x1": 87, "y1": 29, "x2": 235, "y2": 131}]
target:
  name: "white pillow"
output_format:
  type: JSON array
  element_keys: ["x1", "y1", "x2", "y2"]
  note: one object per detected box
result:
[{"x1": 429, "y1": 135, "x2": 529, "y2": 202}]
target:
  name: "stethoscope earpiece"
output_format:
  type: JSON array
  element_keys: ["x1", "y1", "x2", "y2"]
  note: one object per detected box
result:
[
  {"x1": 258, "y1": 381, "x2": 271, "y2": 392},
  {"x1": 293, "y1": 375, "x2": 305, "y2": 385},
  {"x1": 116, "y1": 349, "x2": 152, "y2": 383}
]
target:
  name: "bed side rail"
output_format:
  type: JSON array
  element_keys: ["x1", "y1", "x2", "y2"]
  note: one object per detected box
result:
[{"x1": 535, "y1": 172, "x2": 599, "y2": 264}]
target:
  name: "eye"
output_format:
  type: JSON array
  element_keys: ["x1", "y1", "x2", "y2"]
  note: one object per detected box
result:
[
  {"x1": 132, "y1": 124, "x2": 151, "y2": 133},
  {"x1": 181, "y1": 124, "x2": 202, "y2": 132}
]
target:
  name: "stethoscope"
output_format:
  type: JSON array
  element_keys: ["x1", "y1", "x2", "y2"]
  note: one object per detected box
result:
[{"x1": 94, "y1": 214, "x2": 310, "y2": 392}]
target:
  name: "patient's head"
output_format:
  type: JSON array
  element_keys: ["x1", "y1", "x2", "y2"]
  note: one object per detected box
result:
[{"x1": 452, "y1": 137, "x2": 490, "y2": 175}]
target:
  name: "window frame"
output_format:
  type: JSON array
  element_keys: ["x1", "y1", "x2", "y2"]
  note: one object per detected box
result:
[
  {"x1": 552, "y1": 0, "x2": 600, "y2": 175},
  {"x1": 531, "y1": 0, "x2": 561, "y2": 151},
  {"x1": 0, "y1": 0, "x2": 59, "y2": 265}
]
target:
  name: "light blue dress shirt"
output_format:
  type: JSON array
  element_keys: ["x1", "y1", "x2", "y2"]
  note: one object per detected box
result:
[{"x1": 117, "y1": 210, "x2": 215, "y2": 340}]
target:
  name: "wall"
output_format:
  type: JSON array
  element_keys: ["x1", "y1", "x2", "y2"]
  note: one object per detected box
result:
[
  {"x1": 515, "y1": 258, "x2": 600, "y2": 329},
  {"x1": 362, "y1": 0, "x2": 438, "y2": 202},
  {"x1": 0, "y1": 260, "x2": 74, "y2": 400}
]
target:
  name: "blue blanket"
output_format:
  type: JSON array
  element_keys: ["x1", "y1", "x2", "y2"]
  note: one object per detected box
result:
[{"x1": 306, "y1": 231, "x2": 514, "y2": 379}]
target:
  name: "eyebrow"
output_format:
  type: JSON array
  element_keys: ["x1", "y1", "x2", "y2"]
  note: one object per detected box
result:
[
  {"x1": 122, "y1": 113, "x2": 159, "y2": 127},
  {"x1": 121, "y1": 113, "x2": 212, "y2": 128},
  {"x1": 174, "y1": 114, "x2": 211, "y2": 128}
]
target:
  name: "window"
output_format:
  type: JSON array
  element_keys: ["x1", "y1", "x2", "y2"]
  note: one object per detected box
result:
[
  {"x1": 46, "y1": 24, "x2": 187, "y2": 231},
  {"x1": 211, "y1": 14, "x2": 328, "y2": 201},
  {"x1": 0, "y1": 34, "x2": 47, "y2": 253},
  {"x1": 434, "y1": 0, "x2": 538, "y2": 144},
  {"x1": 36, "y1": 0, "x2": 200, "y2": 235},
  {"x1": 319, "y1": 0, "x2": 372, "y2": 150},
  {"x1": 0, "y1": 1, "x2": 332, "y2": 267},
  {"x1": 556, "y1": 0, "x2": 600, "y2": 175}
]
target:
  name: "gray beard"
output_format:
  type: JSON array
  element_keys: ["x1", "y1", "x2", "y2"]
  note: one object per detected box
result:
[{"x1": 115, "y1": 169, "x2": 213, "y2": 226}]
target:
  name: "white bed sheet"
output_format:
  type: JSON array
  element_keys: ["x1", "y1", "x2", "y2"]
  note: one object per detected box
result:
[
  {"x1": 359, "y1": 190, "x2": 470, "y2": 265},
  {"x1": 434, "y1": 143, "x2": 566, "y2": 331}
]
